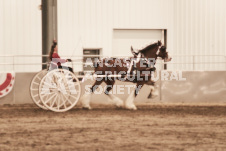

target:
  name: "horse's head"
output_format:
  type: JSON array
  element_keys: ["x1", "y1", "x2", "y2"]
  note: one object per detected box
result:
[
  {"x1": 157, "y1": 46, "x2": 172, "y2": 62},
  {"x1": 131, "y1": 40, "x2": 162, "y2": 59}
]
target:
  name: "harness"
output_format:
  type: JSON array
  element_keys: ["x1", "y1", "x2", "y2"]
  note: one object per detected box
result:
[
  {"x1": 124, "y1": 52, "x2": 156, "y2": 81},
  {"x1": 126, "y1": 53, "x2": 141, "y2": 74}
]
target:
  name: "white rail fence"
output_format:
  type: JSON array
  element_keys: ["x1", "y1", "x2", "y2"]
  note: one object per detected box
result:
[{"x1": 0, "y1": 55, "x2": 226, "y2": 72}]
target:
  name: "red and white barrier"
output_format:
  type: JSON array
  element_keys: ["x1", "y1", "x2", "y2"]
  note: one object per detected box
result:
[{"x1": 0, "y1": 72, "x2": 15, "y2": 98}]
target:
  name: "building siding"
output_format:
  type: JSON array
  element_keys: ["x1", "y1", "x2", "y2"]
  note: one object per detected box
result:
[{"x1": 0, "y1": 0, "x2": 225, "y2": 71}]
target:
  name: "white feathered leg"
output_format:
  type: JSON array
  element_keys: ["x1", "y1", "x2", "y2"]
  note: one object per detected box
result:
[
  {"x1": 150, "y1": 85, "x2": 159, "y2": 98},
  {"x1": 125, "y1": 90, "x2": 137, "y2": 110},
  {"x1": 80, "y1": 91, "x2": 92, "y2": 109},
  {"x1": 108, "y1": 94, "x2": 124, "y2": 108}
]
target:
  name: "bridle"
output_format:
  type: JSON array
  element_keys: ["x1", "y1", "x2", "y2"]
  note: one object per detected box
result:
[{"x1": 134, "y1": 45, "x2": 162, "y2": 69}]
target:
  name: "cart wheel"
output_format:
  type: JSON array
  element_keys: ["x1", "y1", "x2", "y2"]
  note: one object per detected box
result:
[
  {"x1": 30, "y1": 69, "x2": 48, "y2": 110},
  {"x1": 39, "y1": 69, "x2": 81, "y2": 112}
]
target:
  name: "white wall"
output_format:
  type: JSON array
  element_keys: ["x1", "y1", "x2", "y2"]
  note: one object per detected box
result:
[
  {"x1": 57, "y1": 0, "x2": 173, "y2": 56},
  {"x1": 57, "y1": 0, "x2": 174, "y2": 72},
  {"x1": 113, "y1": 29, "x2": 162, "y2": 56},
  {"x1": 0, "y1": 0, "x2": 41, "y2": 72},
  {"x1": 57, "y1": 0, "x2": 226, "y2": 71},
  {"x1": 170, "y1": 0, "x2": 226, "y2": 70},
  {"x1": 0, "y1": 0, "x2": 225, "y2": 72}
]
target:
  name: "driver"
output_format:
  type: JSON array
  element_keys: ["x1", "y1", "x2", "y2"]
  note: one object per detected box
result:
[{"x1": 49, "y1": 40, "x2": 73, "y2": 73}]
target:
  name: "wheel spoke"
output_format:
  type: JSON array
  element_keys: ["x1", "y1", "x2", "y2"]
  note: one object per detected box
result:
[
  {"x1": 43, "y1": 93, "x2": 57, "y2": 104},
  {"x1": 47, "y1": 73, "x2": 59, "y2": 85},
  {"x1": 45, "y1": 91, "x2": 52, "y2": 102},
  {"x1": 57, "y1": 93, "x2": 64, "y2": 110},
  {"x1": 64, "y1": 89, "x2": 77, "y2": 95},
  {"x1": 40, "y1": 88, "x2": 54, "y2": 95},
  {"x1": 64, "y1": 95, "x2": 67, "y2": 109},
  {"x1": 30, "y1": 70, "x2": 49, "y2": 110},
  {"x1": 61, "y1": 94, "x2": 67, "y2": 109},
  {"x1": 36, "y1": 75, "x2": 42, "y2": 81},
  {"x1": 33, "y1": 82, "x2": 39, "y2": 86},
  {"x1": 42, "y1": 80, "x2": 56, "y2": 89},
  {"x1": 68, "y1": 93, "x2": 78, "y2": 100},
  {"x1": 33, "y1": 94, "x2": 39, "y2": 98},
  {"x1": 57, "y1": 95, "x2": 61, "y2": 110},
  {"x1": 60, "y1": 93, "x2": 67, "y2": 109},
  {"x1": 61, "y1": 93, "x2": 73, "y2": 105},
  {"x1": 40, "y1": 91, "x2": 55, "y2": 98},
  {"x1": 57, "y1": 93, "x2": 66, "y2": 109},
  {"x1": 33, "y1": 69, "x2": 80, "y2": 112},
  {"x1": 50, "y1": 94, "x2": 58, "y2": 108},
  {"x1": 36, "y1": 99, "x2": 41, "y2": 103}
]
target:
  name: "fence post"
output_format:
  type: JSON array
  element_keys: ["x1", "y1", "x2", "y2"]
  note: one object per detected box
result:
[
  {"x1": 159, "y1": 61, "x2": 164, "y2": 101},
  {"x1": 159, "y1": 70, "x2": 162, "y2": 101}
]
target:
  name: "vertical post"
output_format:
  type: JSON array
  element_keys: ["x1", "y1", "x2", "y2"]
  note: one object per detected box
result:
[
  {"x1": 163, "y1": 29, "x2": 167, "y2": 70},
  {"x1": 159, "y1": 70, "x2": 162, "y2": 101},
  {"x1": 41, "y1": 0, "x2": 58, "y2": 69}
]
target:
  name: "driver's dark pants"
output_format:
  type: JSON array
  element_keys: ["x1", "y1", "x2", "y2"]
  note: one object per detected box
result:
[{"x1": 58, "y1": 65, "x2": 74, "y2": 73}]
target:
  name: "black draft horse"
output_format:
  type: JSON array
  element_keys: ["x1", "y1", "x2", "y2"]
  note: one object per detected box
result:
[{"x1": 80, "y1": 41, "x2": 171, "y2": 110}]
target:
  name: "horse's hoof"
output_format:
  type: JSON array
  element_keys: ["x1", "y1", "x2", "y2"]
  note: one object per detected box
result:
[
  {"x1": 148, "y1": 95, "x2": 158, "y2": 99},
  {"x1": 125, "y1": 105, "x2": 137, "y2": 110},
  {"x1": 132, "y1": 106, "x2": 137, "y2": 110},
  {"x1": 148, "y1": 94, "x2": 152, "y2": 99},
  {"x1": 148, "y1": 93, "x2": 158, "y2": 99},
  {"x1": 115, "y1": 102, "x2": 124, "y2": 108},
  {"x1": 130, "y1": 107, "x2": 137, "y2": 110}
]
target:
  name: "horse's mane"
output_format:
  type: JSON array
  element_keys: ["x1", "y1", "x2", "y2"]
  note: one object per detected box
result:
[{"x1": 138, "y1": 41, "x2": 161, "y2": 53}]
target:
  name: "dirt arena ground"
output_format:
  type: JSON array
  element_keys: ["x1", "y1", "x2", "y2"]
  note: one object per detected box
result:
[{"x1": 0, "y1": 104, "x2": 226, "y2": 151}]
